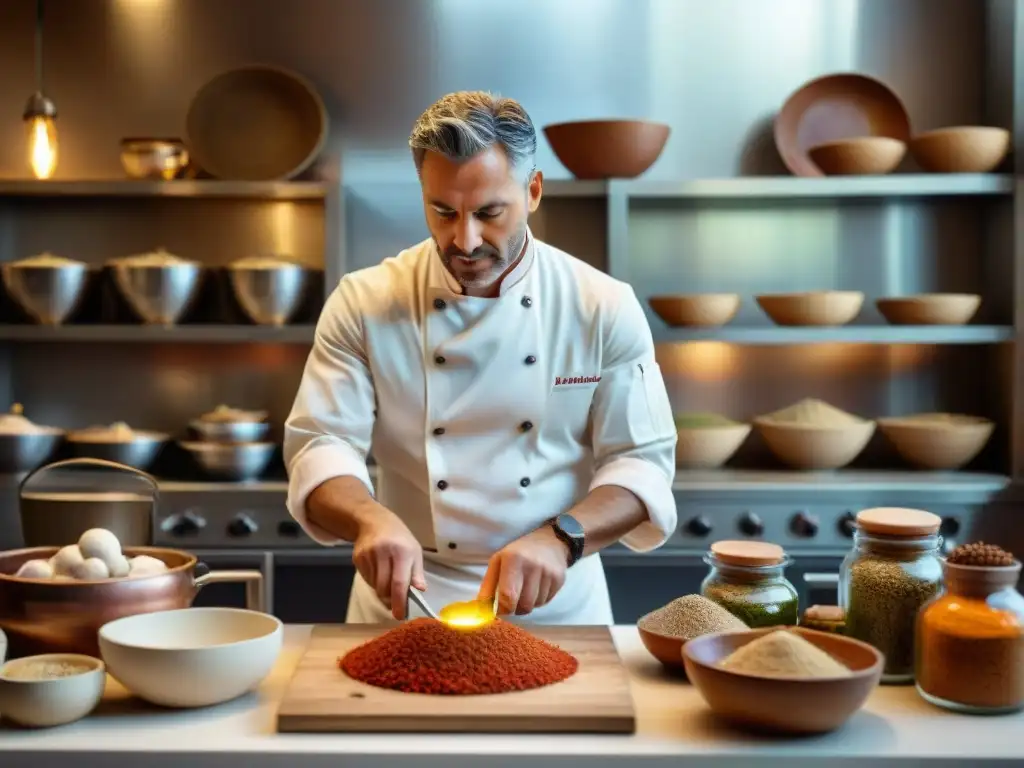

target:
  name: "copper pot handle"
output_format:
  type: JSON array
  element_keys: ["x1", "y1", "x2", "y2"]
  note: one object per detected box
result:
[
  {"x1": 193, "y1": 566, "x2": 265, "y2": 613},
  {"x1": 19, "y1": 457, "x2": 160, "y2": 500}
]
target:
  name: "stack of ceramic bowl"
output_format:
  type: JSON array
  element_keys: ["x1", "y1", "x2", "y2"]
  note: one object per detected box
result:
[
  {"x1": 1, "y1": 253, "x2": 89, "y2": 325},
  {"x1": 64, "y1": 421, "x2": 168, "y2": 472},
  {"x1": 108, "y1": 248, "x2": 202, "y2": 326},
  {"x1": 179, "y1": 405, "x2": 275, "y2": 482},
  {"x1": 227, "y1": 255, "x2": 309, "y2": 326},
  {"x1": 0, "y1": 403, "x2": 63, "y2": 475}
]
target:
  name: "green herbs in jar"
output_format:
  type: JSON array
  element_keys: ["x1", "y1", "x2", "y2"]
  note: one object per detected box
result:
[{"x1": 700, "y1": 540, "x2": 799, "y2": 629}]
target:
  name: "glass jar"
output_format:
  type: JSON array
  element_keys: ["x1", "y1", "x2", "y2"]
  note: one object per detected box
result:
[
  {"x1": 700, "y1": 540, "x2": 798, "y2": 628},
  {"x1": 916, "y1": 560, "x2": 1024, "y2": 714},
  {"x1": 839, "y1": 507, "x2": 943, "y2": 685}
]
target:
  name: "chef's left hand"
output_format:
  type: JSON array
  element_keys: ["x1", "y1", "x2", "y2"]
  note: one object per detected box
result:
[{"x1": 477, "y1": 526, "x2": 568, "y2": 616}]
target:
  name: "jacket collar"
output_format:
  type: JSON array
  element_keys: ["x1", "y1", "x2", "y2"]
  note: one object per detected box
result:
[{"x1": 430, "y1": 227, "x2": 536, "y2": 297}]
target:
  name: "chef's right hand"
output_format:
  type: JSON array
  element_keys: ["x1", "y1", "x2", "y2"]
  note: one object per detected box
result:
[{"x1": 351, "y1": 508, "x2": 426, "y2": 620}]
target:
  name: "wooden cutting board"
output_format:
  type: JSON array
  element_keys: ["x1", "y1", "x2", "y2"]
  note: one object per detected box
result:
[{"x1": 276, "y1": 624, "x2": 636, "y2": 733}]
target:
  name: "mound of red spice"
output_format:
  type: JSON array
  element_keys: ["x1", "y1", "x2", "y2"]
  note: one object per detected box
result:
[{"x1": 339, "y1": 617, "x2": 579, "y2": 695}]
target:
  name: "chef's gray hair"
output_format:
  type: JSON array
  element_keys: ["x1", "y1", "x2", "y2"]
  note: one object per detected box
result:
[{"x1": 409, "y1": 91, "x2": 537, "y2": 184}]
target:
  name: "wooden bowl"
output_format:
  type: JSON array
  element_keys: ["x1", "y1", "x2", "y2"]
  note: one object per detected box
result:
[
  {"x1": 753, "y1": 419, "x2": 875, "y2": 470},
  {"x1": 648, "y1": 294, "x2": 741, "y2": 327},
  {"x1": 756, "y1": 291, "x2": 864, "y2": 327},
  {"x1": 808, "y1": 137, "x2": 906, "y2": 176},
  {"x1": 875, "y1": 294, "x2": 981, "y2": 325},
  {"x1": 543, "y1": 120, "x2": 670, "y2": 179},
  {"x1": 909, "y1": 126, "x2": 1010, "y2": 173},
  {"x1": 638, "y1": 626, "x2": 687, "y2": 671},
  {"x1": 683, "y1": 627, "x2": 883, "y2": 734},
  {"x1": 878, "y1": 415, "x2": 995, "y2": 470},
  {"x1": 775, "y1": 73, "x2": 911, "y2": 177},
  {"x1": 676, "y1": 423, "x2": 751, "y2": 469}
]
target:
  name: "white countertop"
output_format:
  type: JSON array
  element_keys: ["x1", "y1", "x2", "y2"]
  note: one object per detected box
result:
[{"x1": 2, "y1": 625, "x2": 1022, "y2": 767}]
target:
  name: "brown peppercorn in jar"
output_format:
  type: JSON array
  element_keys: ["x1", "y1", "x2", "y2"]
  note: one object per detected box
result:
[
  {"x1": 839, "y1": 507, "x2": 943, "y2": 685},
  {"x1": 916, "y1": 545, "x2": 1024, "y2": 714}
]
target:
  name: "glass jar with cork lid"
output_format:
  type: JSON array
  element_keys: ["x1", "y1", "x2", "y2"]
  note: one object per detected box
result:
[
  {"x1": 700, "y1": 540, "x2": 799, "y2": 628},
  {"x1": 916, "y1": 542, "x2": 1024, "y2": 714},
  {"x1": 840, "y1": 507, "x2": 943, "y2": 684}
]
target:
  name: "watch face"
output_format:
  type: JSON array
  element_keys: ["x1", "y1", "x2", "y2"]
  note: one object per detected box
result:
[{"x1": 556, "y1": 513, "x2": 584, "y2": 539}]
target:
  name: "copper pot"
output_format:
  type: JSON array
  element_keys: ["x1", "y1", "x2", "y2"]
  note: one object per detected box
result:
[{"x1": 0, "y1": 546, "x2": 263, "y2": 659}]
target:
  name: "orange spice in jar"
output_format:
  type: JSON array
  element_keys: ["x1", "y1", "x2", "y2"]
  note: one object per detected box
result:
[{"x1": 916, "y1": 543, "x2": 1024, "y2": 714}]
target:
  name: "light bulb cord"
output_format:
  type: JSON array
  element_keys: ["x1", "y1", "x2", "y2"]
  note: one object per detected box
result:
[{"x1": 34, "y1": 0, "x2": 44, "y2": 93}]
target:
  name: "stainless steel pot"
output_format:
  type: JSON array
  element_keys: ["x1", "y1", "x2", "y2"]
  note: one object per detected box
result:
[
  {"x1": 0, "y1": 546, "x2": 263, "y2": 658},
  {"x1": 19, "y1": 458, "x2": 157, "y2": 548}
]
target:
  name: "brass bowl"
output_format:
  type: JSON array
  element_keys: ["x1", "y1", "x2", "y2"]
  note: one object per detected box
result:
[{"x1": 120, "y1": 138, "x2": 190, "y2": 180}]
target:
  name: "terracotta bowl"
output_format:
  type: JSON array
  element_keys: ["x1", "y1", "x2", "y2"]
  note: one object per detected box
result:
[
  {"x1": 756, "y1": 291, "x2": 864, "y2": 327},
  {"x1": 909, "y1": 126, "x2": 1010, "y2": 173},
  {"x1": 753, "y1": 419, "x2": 875, "y2": 470},
  {"x1": 807, "y1": 137, "x2": 906, "y2": 176},
  {"x1": 682, "y1": 627, "x2": 883, "y2": 735},
  {"x1": 676, "y1": 423, "x2": 751, "y2": 469},
  {"x1": 875, "y1": 294, "x2": 981, "y2": 325},
  {"x1": 543, "y1": 120, "x2": 670, "y2": 179},
  {"x1": 648, "y1": 294, "x2": 741, "y2": 328},
  {"x1": 638, "y1": 626, "x2": 688, "y2": 671},
  {"x1": 878, "y1": 415, "x2": 994, "y2": 470}
]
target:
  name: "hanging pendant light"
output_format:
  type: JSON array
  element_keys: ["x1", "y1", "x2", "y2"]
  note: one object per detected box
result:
[{"x1": 23, "y1": 0, "x2": 58, "y2": 180}]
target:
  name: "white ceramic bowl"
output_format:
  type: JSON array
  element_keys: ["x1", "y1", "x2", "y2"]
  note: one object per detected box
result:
[
  {"x1": 0, "y1": 653, "x2": 106, "y2": 728},
  {"x1": 98, "y1": 607, "x2": 282, "y2": 708}
]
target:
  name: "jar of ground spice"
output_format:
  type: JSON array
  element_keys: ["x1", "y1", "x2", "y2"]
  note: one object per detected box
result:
[
  {"x1": 700, "y1": 540, "x2": 799, "y2": 628},
  {"x1": 839, "y1": 507, "x2": 943, "y2": 685},
  {"x1": 916, "y1": 542, "x2": 1024, "y2": 714}
]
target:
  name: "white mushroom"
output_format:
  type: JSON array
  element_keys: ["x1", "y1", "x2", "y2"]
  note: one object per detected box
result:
[
  {"x1": 15, "y1": 559, "x2": 54, "y2": 580},
  {"x1": 70, "y1": 557, "x2": 110, "y2": 581},
  {"x1": 128, "y1": 555, "x2": 168, "y2": 577},
  {"x1": 50, "y1": 545, "x2": 84, "y2": 577},
  {"x1": 107, "y1": 554, "x2": 130, "y2": 578},
  {"x1": 77, "y1": 528, "x2": 122, "y2": 567}
]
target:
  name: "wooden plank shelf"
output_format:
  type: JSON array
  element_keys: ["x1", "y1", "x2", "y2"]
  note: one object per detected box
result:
[{"x1": 0, "y1": 324, "x2": 316, "y2": 343}]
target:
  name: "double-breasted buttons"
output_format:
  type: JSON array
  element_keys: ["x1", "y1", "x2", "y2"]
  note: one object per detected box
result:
[
  {"x1": 435, "y1": 355, "x2": 446, "y2": 365},
  {"x1": 521, "y1": 296, "x2": 533, "y2": 308},
  {"x1": 524, "y1": 355, "x2": 537, "y2": 365},
  {"x1": 447, "y1": 541, "x2": 457, "y2": 550},
  {"x1": 433, "y1": 427, "x2": 446, "y2": 436},
  {"x1": 433, "y1": 298, "x2": 447, "y2": 310},
  {"x1": 437, "y1": 480, "x2": 448, "y2": 490},
  {"x1": 520, "y1": 421, "x2": 533, "y2": 432},
  {"x1": 520, "y1": 477, "x2": 531, "y2": 488}
]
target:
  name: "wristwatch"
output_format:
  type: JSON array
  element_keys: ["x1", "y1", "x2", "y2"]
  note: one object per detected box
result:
[{"x1": 550, "y1": 513, "x2": 585, "y2": 567}]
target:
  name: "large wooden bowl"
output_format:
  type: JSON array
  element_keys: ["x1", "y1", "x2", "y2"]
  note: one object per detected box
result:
[
  {"x1": 909, "y1": 126, "x2": 1010, "y2": 173},
  {"x1": 754, "y1": 419, "x2": 875, "y2": 470},
  {"x1": 756, "y1": 291, "x2": 864, "y2": 327},
  {"x1": 878, "y1": 415, "x2": 994, "y2": 470},
  {"x1": 876, "y1": 294, "x2": 981, "y2": 326},
  {"x1": 683, "y1": 627, "x2": 883, "y2": 734},
  {"x1": 649, "y1": 294, "x2": 741, "y2": 328},
  {"x1": 543, "y1": 120, "x2": 670, "y2": 179},
  {"x1": 676, "y1": 423, "x2": 751, "y2": 469},
  {"x1": 808, "y1": 137, "x2": 906, "y2": 176}
]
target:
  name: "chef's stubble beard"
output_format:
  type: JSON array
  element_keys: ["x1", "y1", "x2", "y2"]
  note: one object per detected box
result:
[{"x1": 440, "y1": 221, "x2": 528, "y2": 291}]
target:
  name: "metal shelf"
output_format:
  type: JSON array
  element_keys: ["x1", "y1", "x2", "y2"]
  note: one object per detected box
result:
[
  {"x1": 651, "y1": 325, "x2": 1014, "y2": 345},
  {"x1": 622, "y1": 174, "x2": 1014, "y2": 200},
  {"x1": 0, "y1": 324, "x2": 316, "y2": 343},
  {"x1": 543, "y1": 180, "x2": 609, "y2": 197},
  {"x1": 0, "y1": 179, "x2": 331, "y2": 200}
]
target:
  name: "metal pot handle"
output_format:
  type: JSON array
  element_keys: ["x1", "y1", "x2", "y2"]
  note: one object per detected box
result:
[
  {"x1": 193, "y1": 564, "x2": 265, "y2": 613},
  {"x1": 19, "y1": 457, "x2": 160, "y2": 501}
]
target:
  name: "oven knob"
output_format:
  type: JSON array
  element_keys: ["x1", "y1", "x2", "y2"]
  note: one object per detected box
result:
[
  {"x1": 790, "y1": 511, "x2": 819, "y2": 537},
  {"x1": 738, "y1": 512, "x2": 764, "y2": 537},
  {"x1": 227, "y1": 514, "x2": 258, "y2": 538},
  {"x1": 685, "y1": 516, "x2": 713, "y2": 537},
  {"x1": 940, "y1": 517, "x2": 961, "y2": 537},
  {"x1": 165, "y1": 511, "x2": 205, "y2": 537},
  {"x1": 838, "y1": 511, "x2": 857, "y2": 538},
  {"x1": 278, "y1": 520, "x2": 301, "y2": 537}
]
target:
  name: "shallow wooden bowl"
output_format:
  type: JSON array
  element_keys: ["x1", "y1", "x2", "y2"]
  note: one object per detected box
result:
[
  {"x1": 808, "y1": 137, "x2": 906, "y2": 176},
  {"x1": 754, "y1": 419, "x2": 875, "y2": 470},
  {"x1": 676, "y1": 423, "x2": 751, "y2": 469},
  {"x1": 638, "y1": 626, "x2": 687, "y2": 671},
  {"x1": 878, "y1": 415, "x2": 994, "y2": 470},
  {"x1": 756, "y1": 291, "x2": 864, "y2": 327},
  {"x1": 543, "y1": 120, "x2": 670, "y2": 179},
  {"x1": 875, "y1": 294, "x2": 981, "y2": 325},
  {"x1": 682, "y1": 627, "x2": 883, "y2": 735},
  {"x1": 649, "y1": 294, "x2": 741, "y2": 328},
  {"x1": 909, "y1": 126, "x2": 1010, "y2": 173}
]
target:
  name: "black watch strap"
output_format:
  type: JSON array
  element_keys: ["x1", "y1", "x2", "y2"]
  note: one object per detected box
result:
[{"x1": 550, "y1": 513, "x2": 585, "y2": 567}]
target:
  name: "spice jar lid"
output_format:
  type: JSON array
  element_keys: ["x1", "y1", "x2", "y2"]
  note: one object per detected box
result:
[
  {"x1": 710, "y1": 540, "x2": 786, "y2": 567},
  {"x1": 856, "y1": 507, "x2": 941, "y2": 537}
]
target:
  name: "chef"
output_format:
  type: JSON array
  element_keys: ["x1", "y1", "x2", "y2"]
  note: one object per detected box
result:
[{"x1": 284, "y1": 91, "x2": 677, "y2": 625}]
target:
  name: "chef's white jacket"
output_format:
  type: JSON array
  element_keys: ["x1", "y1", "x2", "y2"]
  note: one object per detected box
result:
[{"x1": 284, "y1": 231, "x2": 678, "y2": 625}]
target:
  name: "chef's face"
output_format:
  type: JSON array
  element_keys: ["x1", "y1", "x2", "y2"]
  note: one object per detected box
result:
[{"x1": 420, "y1": 146, "x2": 542, "y2": 297}]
